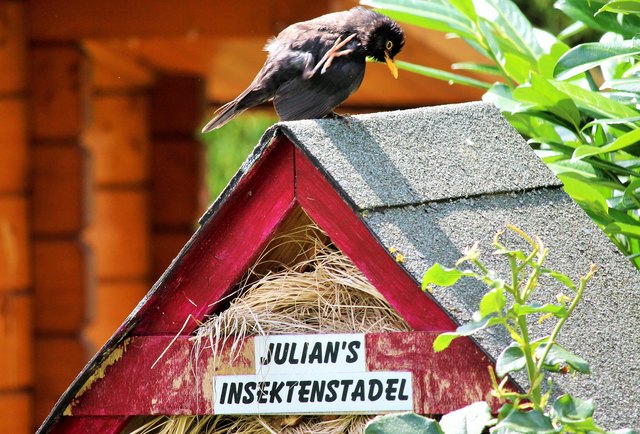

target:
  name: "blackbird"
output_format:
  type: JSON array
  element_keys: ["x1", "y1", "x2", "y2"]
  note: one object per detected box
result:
[{"x1": 201, "y1": 7, "x2": 404, "y2": 133}]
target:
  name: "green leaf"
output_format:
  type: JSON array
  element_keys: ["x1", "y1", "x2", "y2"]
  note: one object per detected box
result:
[
  {"x1": 512, "y1": 302, "x2": 568, "y2": 317},
  {"x1": 552, "y1": 394, "x2": 594, "y2": 422},
  {"x1": 449, "y1": 0, "x2": 478, "y2": 21},
  {"x1": 478, "y1": 19, "x2": 507, "y2": 69},
  {"x1": 540, "y1": 268, "x2": 576, "y2": 291},
  {"x1": 439, "y1": 402, "x2": 492, "y2": 434},
  {"x1": 556, "y1": 172, "x2": 616, "y2": 222},
  {"x1": 622, "y1": 178, "x2": 640, "y2": 210},
  {"x1": 511, "y1": 113, "x2": 563, "y2": 142},
  {"x1": 396, "y1": 60, "x2": 492, "y2": 89},
  {"x1": 554, "y1": 0, "x2": 640, "y2": 38},
  {"x1": 365, "y1": 413, "x2": 443, "y2": 434},
  {"x1": 535, "y1": 342, "x2": 590, "y2": 374},
  {"x1": 504, "y1": 52, "x2": 534, "y2": 84},
  {"x1": 433, "y1": 333, "x2": 461, "y2": 352},
  {"x1": 362, "y1": 0, "x2": 477, "y2": 40},
  {"x1": 433, "y1": 315, "x2": 501, "y2": 352},
  {"x1": 452, "y1": 62, "x2": 501, "y2": 76},
  {"x1": 581, "y1": 116, "x2": 640, "y2": 130},
  {"x1": 538, "y1": 42, "x2": 570, "y2": 79},
  {"x1": 597, "y1": 0, "x2": 640, "y2": 14},
  {"x1": 496, "y1": 409, "x2": 555, "y2": 433},
  {"x1": 551, "y1": 160, "x2": 599, "y2": 178},
  {"x1": 496, "y1": 343, "x2": 526, "y2": 377},
  {"x1": 557, "y1": 21, "x2": 588, "y2": 41},
  {"x1": 605, "y1": 221, "x2": 640, "y2": 239},
  {"x1": 572, "y1": 128, "x2": 640, "y2": 161},
  {"x1": 483, "y1": 83, "x2": 535, "y2": 114},
  {"x1": 554, "y1": 41, "x2": 640, "y2": 80},
  {"x1": 552, "y1": 80, "x2": 639, "y2": 119},
  {"x1": 422, "y1": 263, "x2": 467, "y2": 289},
  {"x1": 602, "y1": 77, "x2": 640, "y2": 92},
  {"x1": 478, "y1": 0, "x2": 543, "y2": 59},
  {"x1": 562, "y1": 418, "x2": 606, "y2": 432},
  {"x1": 479, "y1": 287, "x2": 506, "y2": 317},
  {"x1": 514, "y1": 74, "x2": 581, "y2": 128}
]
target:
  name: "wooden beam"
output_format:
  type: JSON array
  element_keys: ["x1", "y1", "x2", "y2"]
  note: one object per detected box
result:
[
  {"x1": 34, "y1": 240, "x2": 88, "y2": 333},
  {"x1": 0, "y1": 393, "x2": 31, "y2": 434},
  {"x1": 29, "y1": 46, "x2": 85, "y2": 140},
  {"x1": 0, "y1": 2, "x2": 26, "y2": 94},
  {"x1": 27, "y1": 0, "x2": 332, "y2": 41},
  {"x1": 83, "y1": 94, "x2": 150, "y2": 187},
  {"x1": 35, "y1": 338, "x2": 88, "y2": 425},
  {"x1": 84, "y1": 190, "x2": 150, "y2": 280},
  {"x1": 63, "y1": 332, "x2": 496, "y2": 416},
  {"x1": 0, "y1": 293, "x2": 32, "y2": 390},
  {"x1": 84, "y1": 41, "x2": 155, "y2": 93},
  {"x1": 31, "y1": 146, "x2": 87, "y2": 236},
  {"x1": 0, "y1": 197, "x2": 31, "y2": 291}
]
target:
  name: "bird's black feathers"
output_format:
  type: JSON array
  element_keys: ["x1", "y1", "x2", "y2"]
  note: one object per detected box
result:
[{"x1": 201, "y1": 7, "x2": 404, "y2": 132}]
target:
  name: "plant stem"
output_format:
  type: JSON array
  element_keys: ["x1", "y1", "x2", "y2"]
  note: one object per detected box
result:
[
  {"x1": 518, "y1": 315, "x2": 542, "y2": 409},
  {"x1": 534, "y1": 265, "x2": 596, "y2": 376}
]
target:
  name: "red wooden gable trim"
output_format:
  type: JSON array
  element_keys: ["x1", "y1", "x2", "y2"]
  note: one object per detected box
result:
[
  {"x1": 294, "y1": 148, "x2": 456, "y2": 331},
  {"x1": 132, "y1": 137, "x2": 296, "y2": 335},
  {"x1": 62, "y1": 332, "x2": 495, "y2": 417},
  {"x1": 42, "y1": 133, "x2": 485, "y2": 434}
]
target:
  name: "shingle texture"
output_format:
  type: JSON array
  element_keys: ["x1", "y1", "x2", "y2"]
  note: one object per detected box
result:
[
  {"x1": 277, "y1": 102, "x2": 640, "y2": 429},
  {"x1": 281, "y1": 102, "x2": 561, "y2": 209}
]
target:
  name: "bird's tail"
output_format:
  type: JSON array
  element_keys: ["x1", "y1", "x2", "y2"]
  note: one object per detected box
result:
[
  {"x1": 201, "y1": 99, "x2": 246, "y2": 133},
  {"x1": 201, "y1": 86, "x2": 270, "y2": 133}
]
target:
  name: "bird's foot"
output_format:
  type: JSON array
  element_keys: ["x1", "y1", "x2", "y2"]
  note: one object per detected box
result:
[
  {"x1": 310, "y1": 33, "x2": 357, "y2": 77},
  {"x1": 326, "y1": 111, "x2": 353, "y2": 127},
  {"x1": 321, "y1": 34, "x2": 357, "y2": 74}
]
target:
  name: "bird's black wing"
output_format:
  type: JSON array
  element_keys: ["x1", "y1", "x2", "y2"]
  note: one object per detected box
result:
[{"x1": 273, "y1": 52, "x2": 366, "y2": 121}]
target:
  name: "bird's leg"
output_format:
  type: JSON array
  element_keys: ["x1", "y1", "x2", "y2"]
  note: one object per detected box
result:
[{"x1": 308, "y1": 33, "x2": 357, "y2": 78}]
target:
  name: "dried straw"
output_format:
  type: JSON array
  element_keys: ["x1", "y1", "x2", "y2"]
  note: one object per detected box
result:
[
  {"x1": 129, "y1": 414, "x2": 372, "y2": 434},
  {"x1": 127, "y1": 221, "x2": 410, "y2": 434}
]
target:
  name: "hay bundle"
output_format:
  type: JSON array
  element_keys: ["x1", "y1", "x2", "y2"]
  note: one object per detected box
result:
[
  {"x1": 130, "y1": 414, "x2": 372, "y2": 434},
  {"x1": 129, "y1": 222, "x2": 410, "y2": 434}
]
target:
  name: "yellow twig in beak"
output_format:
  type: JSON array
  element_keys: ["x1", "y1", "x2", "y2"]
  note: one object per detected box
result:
[{"x1": 384, "y1": 51, "x2": 398, "y2": 79}]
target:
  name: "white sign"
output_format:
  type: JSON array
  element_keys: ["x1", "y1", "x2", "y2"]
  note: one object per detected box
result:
[
  {"x1": 213, "y1": 333, "x2": 413, "y2": 415},
  {"x1": 254, "y1": 333, "x2": 366, "y2": 375},
  {"x1": 214, "y1": 372, "x2": 413, "y2": 414}
]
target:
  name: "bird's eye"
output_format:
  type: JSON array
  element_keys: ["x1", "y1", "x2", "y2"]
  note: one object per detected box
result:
[{"x1": 385, "y1": 40, "x2": 393, "y2": 51}]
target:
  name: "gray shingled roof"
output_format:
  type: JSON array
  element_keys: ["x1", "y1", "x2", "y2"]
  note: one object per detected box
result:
[{"x1": 272, "y1": 102, "x2": 640, "y2": 429}]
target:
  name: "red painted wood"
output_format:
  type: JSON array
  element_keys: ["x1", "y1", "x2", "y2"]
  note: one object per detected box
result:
[
  {"x1": 366, "y1": 333, "x2": 497, "y2": 414},
  {"x1": 294, "y1": 148, "x2": 457, "y2": 332},
  {"x1": 67, "y1": 336, "x2": 254, "y2": 415},
  {"x1": 132, "y1": 138, "x2": 296, "y2": 335},
  {"x1": 47, "y1": 416, "x2": 128, "y2": 434},
  {"x1": 67, "y1": 333, "x2": 495, "y2": 416}
]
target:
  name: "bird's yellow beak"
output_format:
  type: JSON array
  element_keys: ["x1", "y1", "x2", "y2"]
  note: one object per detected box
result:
[{"x1": 384, "y1": 51, "x2": 398, "y2": 79}]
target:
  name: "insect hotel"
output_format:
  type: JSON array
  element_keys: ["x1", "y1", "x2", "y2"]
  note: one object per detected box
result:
[{"x1": 38, "y1": 103, "x2": 640, "y2": 433}]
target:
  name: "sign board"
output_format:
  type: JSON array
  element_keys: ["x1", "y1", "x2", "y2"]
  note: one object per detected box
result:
[{"x1": 213, "y1": 333, "x2": 413, "y2": 414}]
